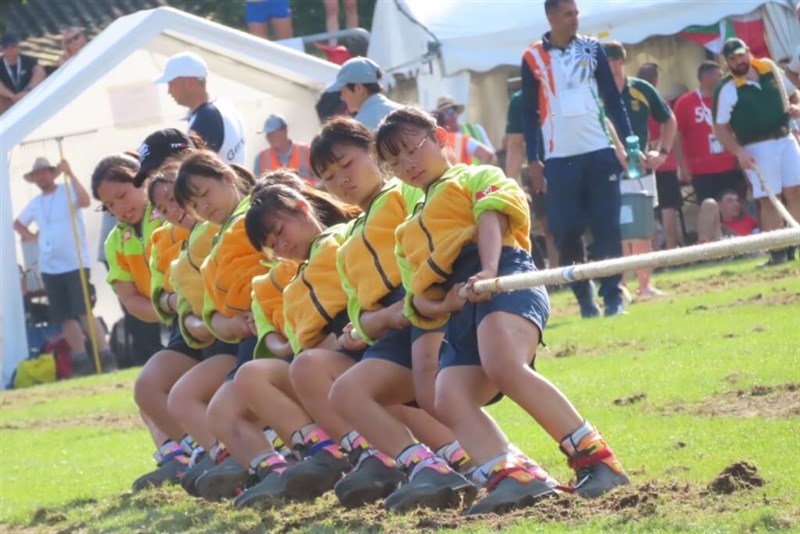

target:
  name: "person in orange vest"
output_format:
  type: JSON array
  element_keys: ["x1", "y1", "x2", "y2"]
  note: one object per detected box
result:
[
  {"x1": 440, "y1": 129, "x2": 495, "y2": 166},
  {"x1": 434, "y1": 95, "x2": 496, "y2": 165},
  {"x1": 253, "y1": 114, "x2": 316, "y2": 185}
]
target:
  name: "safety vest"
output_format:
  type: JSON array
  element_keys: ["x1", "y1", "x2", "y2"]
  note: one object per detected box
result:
[
  {"x1": 460, "y1": 123, "x2": 489, "y2": 165},
  {"x1": 256, "y1": 144, "x2": 312, "y2": 182},
  {"x1": 444, "y1": 131, "x2": 471, "y2": 165}
]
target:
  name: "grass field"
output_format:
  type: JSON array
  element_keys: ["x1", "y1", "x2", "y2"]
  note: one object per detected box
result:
[{"x1": 1, "y1": 257, "x2": 799, "y2": 533}]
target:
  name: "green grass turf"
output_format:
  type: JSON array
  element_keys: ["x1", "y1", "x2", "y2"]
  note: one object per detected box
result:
[{"x1": 1, "y1": 257, "x2": 798, "y2": 532}]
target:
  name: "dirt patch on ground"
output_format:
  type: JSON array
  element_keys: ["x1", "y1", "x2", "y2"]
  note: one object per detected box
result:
[
  {"x1": 614, "y1": 393, "x2": 647, "y2": 406},
  {"x1": 1, "y1": 412, "x2": 141, "y2": 432},
  {"x1": 676, "y1": 383, "x2": 800, "y2": 420},
  {"x1": 546, "y1": 340, "x2": 646, "y2": 360},
  {"x1": 0, "y1": 378, "x2": 132, "y2": 409},
  {"x1": 686, "y1": 291, "x2": 800, "y2": 315},
  {"x1": 706, "y1": 461, "x2": 765, "y2": 495}
]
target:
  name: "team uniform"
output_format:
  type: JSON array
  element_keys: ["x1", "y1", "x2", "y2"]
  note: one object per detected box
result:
[
  {"x1": 251, "y1": 258, "x2": 298, "y2": 360},
  {"x1": 337, "y1": 179, "x2": 424, "y2": 369},
  {"x1": 396, "y1": 164, "x2": 547, "y2": 380},
  {"x1": 282, "y1": 223, "x2": 358, "y2": 356},
  {"x1": 104, "y1": 204, "x2": 163, "y2": 298},
  {"x1": 201, "y1": 196, "x2": 268, "y2": 374}
]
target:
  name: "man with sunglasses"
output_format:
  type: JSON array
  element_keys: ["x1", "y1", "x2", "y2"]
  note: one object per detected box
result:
[
  {"x1": 0, "y1": 33, "x2": 45, "y2": 109},
  {"x1": 434, "y1": 95, "x2": 495, "y2": 165}
]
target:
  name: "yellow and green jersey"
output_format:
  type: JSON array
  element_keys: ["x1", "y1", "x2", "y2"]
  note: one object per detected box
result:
[
  {"x1": 149, "y1": 223, "x2": 191, "y2": 324},
  {"x1": 337, "y1": 179, "x2": 422, "y2": 344},
  {"x1": 396, "y1": 164, "x2": 530, "y2": 328},
  {"x1": 201, "y1": 196, "x2": 271, "y2": 343},
  {"x1": 251, "y1": 258, "x2": 299, "y2": 359},
  {"x1": 104, "y1": 203, "x2": 163, "y2": 298},
  {"x1": 171, "y1": 221, "x2": 219, "y2": 348},
  {"x1": 284, "y1": 223, "x2": 351, "y2": 354}
]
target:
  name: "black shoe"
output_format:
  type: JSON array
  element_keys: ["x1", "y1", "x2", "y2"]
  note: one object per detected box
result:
[
  {"x1": 180, "y1": 453, "x2": 214, "y2": 496},
  {"x1": 194, "y1": 456, "x2": 249, "y2": 501},
  {"x1": 132, "y1": 454, "x2": 188, "y2": 492},
  {"x1": 385, "y1": 465, "x2": 477, "y2": 513},
  {"x1": 759, "y1": 250, "x2": 789, "y2": 268},
  {"x1": 335, "y1": 455, "x2": 405, "y2": 508},
  {"x1": 467, "y1": 467, "x2": 558, "y2": 515},
  {"x1": 233, "y1": 469, "x2": 286, "y2": 509},
  {"x1": 281, "y1": 448, "x2": 351, "y2": 501}
]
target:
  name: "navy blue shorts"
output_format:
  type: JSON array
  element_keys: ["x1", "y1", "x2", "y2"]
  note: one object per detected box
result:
[
  {"x1": 324, "y1": 310, "x2": 365, "y2": 362},
  {"x1": 165, "y1": 319, "x2": 204, "y2": 362},
  {"x1": 438, "y1": 245, "x2": 550, "y2": 372},
  {"x1": 202, "y1": 339, "x2": 240, "y2": 360},
  {"x1": 225, "y1": 336, "x2": 258, "y2": 381},
  {"x1": 245, "y1": 0, "x2": 290, "y2": 23}
]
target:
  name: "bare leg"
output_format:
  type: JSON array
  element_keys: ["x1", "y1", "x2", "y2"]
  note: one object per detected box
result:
[
  {"x1": 697, "y1": 199, "x2": 722, "y2": 243},
  {"x1": 344, "y1": 0, "x2": 359, "y2": 28},
  {"x1": 134, "y1": 349, "x2": 197, "y2": 441},
  {"x1": 289, "y1": 349, "x2": 355, "y2": 441},
  {"x1": 661, "y1": 207, "x2": 679, "y2": 249},
  {"x1": 270, "y1": 17, "x2": 294, "y2": 40},
  {"x1": 167, "y1": 355, "x2": 236, "y2": 449},
  {"x1": 247, "y1": 22, "x2": 268, "y2": 38},
  {"x1": 61, "y1": 319, "x2": 86, "y2": 355},
  {"x1": 207, "y1": 381, "x2": 269, "y2": 467},
  {"x1": 324, "y1": 0, "x2": 340, "y2": 44}
]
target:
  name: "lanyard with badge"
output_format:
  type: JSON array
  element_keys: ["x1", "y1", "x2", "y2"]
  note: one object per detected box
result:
[
  {"x1": 553, "y1": 44, "x2": 587, "y2": 117},
  {"x1": 3, "y1": 59, "x2": 21, "y2": 91},
  {"x1": 696, "y1": 90, "x2": 724, "y2": 155}
]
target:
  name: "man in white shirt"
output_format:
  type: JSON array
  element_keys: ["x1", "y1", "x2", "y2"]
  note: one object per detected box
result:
[
  {"x1": 154, "y1": 52, "x2": 247, "y2": 166},
  {"x1": 324, "y1": 57, "x2": 401, "y2": 131},
  {"x1": 14, "y1": 157, "x2": 114, "y2": 374}
]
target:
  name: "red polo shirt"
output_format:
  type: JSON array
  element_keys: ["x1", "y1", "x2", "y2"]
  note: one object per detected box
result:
[{"x1": 674, "y1": 90, "x2": 738, "y2": 176}]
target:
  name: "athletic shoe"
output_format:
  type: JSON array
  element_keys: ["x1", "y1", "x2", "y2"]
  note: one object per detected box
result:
[
  {"x1": 637, "y1": 286, "x2": 666, "y2": 299},
  {"x1": 180, "y1": 453, "x2": 214, "y2": 496},
  {"x1": 385, "y1": 464, "x2": 477, "y2": 513},
  {"x1": 132, "y1": 454, "x2": 188, "y2": 492},
  {"x1": 565, "y1": 438, "x2": 629, "y2": 498},
  {"x1": 335, "y1": 454, "x2": 405, "y2": 508},
  {"x1": 233, "y1": 468, "x2": 286, "y2": 509},
  {"x1": 759, "y1": 250, "x2": 789, "y2": 268},
  {"x1": 194, "y1": 456, "x2": 249, "y2": 501},
  {"x1": 281, "y1": 448, "x2": 351, "y2": 501},
  {"x1": 603, "y1": 299, "x2": 626, "y2": 317},
  {"x1": 467, "y1": 464, "x2": 558, "y2": 515}
]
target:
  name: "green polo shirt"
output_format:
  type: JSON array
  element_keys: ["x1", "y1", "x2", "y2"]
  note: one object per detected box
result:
[
  {"x1": 712, "y1": 58, "x2": 789, "y2": 145},
  {"x1": 620, "y1": 76, "x2": 672, "y2": 147}
]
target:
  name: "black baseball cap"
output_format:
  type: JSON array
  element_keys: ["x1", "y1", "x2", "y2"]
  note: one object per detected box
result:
[
  {"x1": 1, "y1": 34, "x2": 20, "y2": 48},
  {"x1": 722, "y1": 38, "x2": 748, "y2": 59},
  {"x1": 133, "y1": 128, "x2": 194, "y2": 187}
]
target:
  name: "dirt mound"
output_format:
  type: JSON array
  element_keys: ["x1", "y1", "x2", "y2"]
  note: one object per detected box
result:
[
  {"x1": 614, "y1": 393, "x2": 647, "y2": 406},
  {"x1": 675, "y1": 383, "x2": 800, "y2": 420},
  {"x1": 707, "y1": 461, "x2": 765, "y2": 494}
]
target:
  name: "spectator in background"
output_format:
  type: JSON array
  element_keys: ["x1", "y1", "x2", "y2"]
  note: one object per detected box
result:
[
  {"x1": 697, "y1": 189, "x2": 759, "y2": 243},
  {"x1": 57, "y1": 26, "x2": 87, "y2": 66},
  {"x1": 154, "y1": 52, "x2": 246, "y2": 166},
  {"x1": 14, "y1": 157, "x2": 115, "y2": 375},
  {"x1": 434, "y1": 95, "x2": 495, "y2": 164},
  {"x1": 505, "y1": 88, "x2": 559, "y2": 269},
  {"x1": 245, "y1": 0, "x2": 293, "y2": 40},
  {"x1": 637, "y1": 62, "x2": 683, "y2": 250},
  {"x1": 713, "y1": 38, "x2": 800, "y2": 266},
  {"x1": 0, "y1": 33, "x2": 45, "y2": 110},
  {"x1": 784, "y1": 50, "x2": 800, "y2": 89},
  {"x1": 523, "y1": 0, "x2": 633, "y2": 318},
  {"x1": 253, "y1": 114, "x2": 315, "y2": 184},
  {"x1": 324, "y1": 56, "x2": 400, "y2": 131},
  {"x1": 674, "y1": 61, "x2": 747, "y2": 204},
  {"x1": 323, "y1": 0, "x2": 358, "y2": 45},
  {"x1": 605, "y1": 42, "x2": 676, "y2": 298}
]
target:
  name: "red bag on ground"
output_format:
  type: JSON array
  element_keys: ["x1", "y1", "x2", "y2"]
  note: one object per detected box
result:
[{"x1": 42, "y1": 334, "x2": 73, "y2": 379}]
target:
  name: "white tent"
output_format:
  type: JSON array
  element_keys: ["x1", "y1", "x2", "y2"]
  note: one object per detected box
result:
[
  {"x1": 369, "y1": 0, "x2": 800, "y2": 142},
  {"x1": 0, "y1": 7, "x2": 338, "y2": 388}
]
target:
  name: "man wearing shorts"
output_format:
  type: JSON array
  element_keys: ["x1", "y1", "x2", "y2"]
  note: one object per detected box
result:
[
  {"x1": 713, "y1": 38, "x2": 800, "y2": 265},
  {"x1": 674, "y1": 61, "x2": 746, "y2": 204},
  {"x1": 14, "y1": 157, "x2": 115, "y2": 374},
  {"x1": 245, "y1": 0, "x2": 293, "y2": 40}
]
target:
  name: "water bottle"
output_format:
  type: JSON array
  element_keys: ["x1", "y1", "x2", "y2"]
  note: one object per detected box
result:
[{"x1": 625, "y1": 135, "x2": 642, "y2": 180}]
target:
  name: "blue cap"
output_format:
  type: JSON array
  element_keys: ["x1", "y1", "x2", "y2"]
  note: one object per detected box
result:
[
  {"x1": 325, "y1": 57, "x2": 382, "y2": 93},
  {"x1": 261, "y1": 114, "x2": 287, "y2": 134},
  {"x1": 1, "y1": 34, "x2": 20, "y2": 48}
]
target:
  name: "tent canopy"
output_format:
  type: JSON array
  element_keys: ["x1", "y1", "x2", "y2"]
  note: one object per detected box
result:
[
  {"x1": 0, "y1": 7, "x2": 338, "y2": 387},
  {"x1": 369, "y1": 0, "x2": 797, "y2": 79}
]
